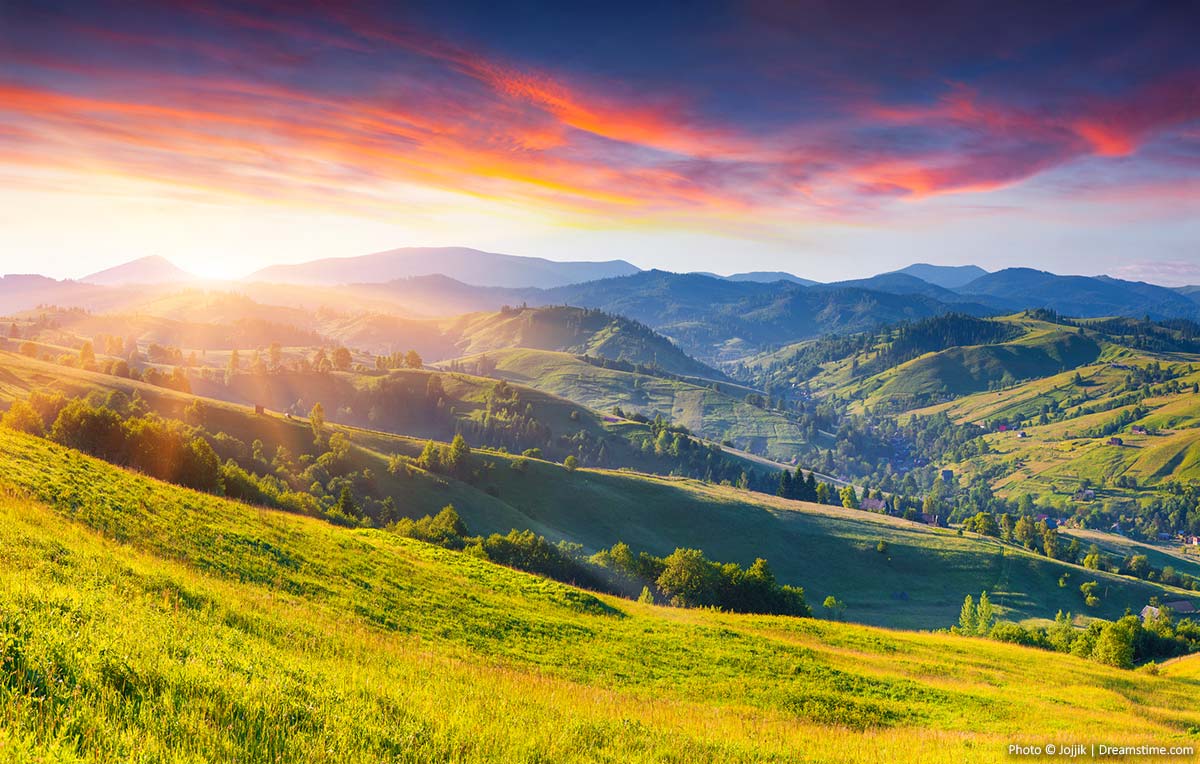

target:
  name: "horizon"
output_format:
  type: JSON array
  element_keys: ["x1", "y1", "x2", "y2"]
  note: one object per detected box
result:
[
  {"x1": 10, "y1": 249, "x2": 1200, "y2": 289},
  {"x1": 1, "y1": 1, "x2": 1197, "y2": 283}
]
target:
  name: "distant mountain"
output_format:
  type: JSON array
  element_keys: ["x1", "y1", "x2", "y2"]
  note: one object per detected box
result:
[
  {"x1": 0, "y1": 274, "x2": 113, "y2": 315},
  {"x1": 247, "y1": 247, "x2": 640, "y2": 289},
  {"x1": 957, "y1": 268, "x2": 1199, "y2": 319},
  {"x1": 541, "y1": 271, "x2": 999, "y2": 359},
  {"x1": 722, "y1": 271, "x2": 818, "y2": 286},
  {"x1": 818, "y1": 273, "x2": 984, "y2": 304},
  {"x1": 351, "y1": 270, "x2": 991, "y2": 362},
  {"x1": 1176, "y1": 285, "x2": 1200, "y2": 303},
  {"x1": 81, "y1": 256, "x2": 196, "y2": 286},
  {"x1": 893, "y1": 263, "x2": 989, "y2": 289}
]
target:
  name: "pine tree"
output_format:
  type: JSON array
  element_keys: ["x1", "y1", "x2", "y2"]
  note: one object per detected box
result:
[
  {"x1": 777, "y1": 469, "x2": 793, "y2": 498},
  {"x1": 976, "y1": 591, "x2": 995, "y2": 635},
  {"x1": 958, "y1": 594, "x2": 977, "y2": 634},
  {"x1": 336, "y1": 486, "x2": 360, "y2": 519}
]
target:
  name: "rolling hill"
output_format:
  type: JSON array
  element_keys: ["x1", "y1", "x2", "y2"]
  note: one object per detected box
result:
[
  {"x1": 4, "y1": 428, "x2": 1198, "y2": 761},
  {"x1": 439, "y1": 347, "x2": 812, "y2": 461},
  {"x1": 445, "y1": 306, "x2": 723, "y2": 379},
  {"x1": 0, "y1": 348, "x2": 1193, "y2": 630}
]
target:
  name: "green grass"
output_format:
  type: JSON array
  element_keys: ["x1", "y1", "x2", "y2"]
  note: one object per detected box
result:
[
  {"x1": 2, "y1": 428, "x2": 1199, "y2": 762},
  {"x1": 0, "y1": 422, "x2": 1190, "y2": 633},
  {"x1": 442, "y1": 347, "x2": 814, "y2": 460},
  {"x1": 0, "y1": 347, "x2": 1194, "y2": 631}
]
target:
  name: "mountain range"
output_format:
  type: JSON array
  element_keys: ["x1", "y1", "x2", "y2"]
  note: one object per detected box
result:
[
  {"x1": 246, "y1": 247, "x2": 640, "y2": 289},
  {"x1": 4, "y1": 250, "x2": 1198, "y2": 362}
]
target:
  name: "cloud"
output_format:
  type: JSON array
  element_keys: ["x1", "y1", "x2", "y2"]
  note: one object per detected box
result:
[{"x1": 0, "y1": 0, "x2": 1196, "y2": 234}]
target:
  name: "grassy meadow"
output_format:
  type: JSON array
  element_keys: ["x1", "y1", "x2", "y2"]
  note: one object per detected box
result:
[
  {"x1": 439, "y1": 347, "x2": 815, "y2": 460},
  {"x1": 2, "y1": 428, "x2": 1199, "y2": 762}
]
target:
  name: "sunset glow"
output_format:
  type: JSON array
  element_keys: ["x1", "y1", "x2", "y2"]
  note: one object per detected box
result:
[{"x1": 1, "y1": 0, "x2": 1197, "y2": 280}]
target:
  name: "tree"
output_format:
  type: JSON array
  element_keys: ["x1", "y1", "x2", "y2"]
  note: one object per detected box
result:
[
  {"x1": 563, "y1": 454, "x2": 579, "y2": 472},
  {"x1": 19, "y1": 341, "x2": 37, "y2": 358},
  {"x1": 1, "y1": 399, "x2": 44, "y2": 435},
  {"x1": 269, "y1": 342, "x2": 283, "y2": 369},
  {"x1": 815, "y1": 482, "x2": 831, "y2": 504},
  {"x1": 637, "y1": 586, "x2": 655, "y2": 605},
  {"x1": 78, "y1": 341, "x2": 96, "y2": 367},
  {"x1": 332, "y1": 347, "x2": 352, "y2": 371},
  {"x1": 418, "y1": 440, "x2": 441, "y2": 473},
  {"x1": 968, "y1": 511, "x2": 999, "y2": 537},
  {"x1": 309, "y1": 402, "x2": 325, "y2": 444},
  {"x1": 405, "y1": 350, "x2": 423, "y2": 369},
  {"x1": 822, "y1": 595, "x2": 846, "y2": 620},
  {"x1": 777, "y1": 469, "x2": 793, "y2": 498},
  {"x1": 335, "y1": 486, "x2": 361, "y2": 520},
  {"x1": 958, "y1": 594, "x2": 977, "y2": 634},
  {"x1": 1127, "y1": 554, "x2": 1150, "y2": 578},
  {"x1": 7, "y1": 323, "x2": 17, "y2": 339},
  {"x1": 656, "y1": 548, "x2": 719, "y2": 608},
  {"x1": 446, "y1": 433, "x2": 471, "y2": 476},
  {"x1": 178, "y1": 436, "x2": 222, "y2": 493},
  {"x1": 1014, "y1": 515, "x2": 1037, "y2": 549},
  {"x1": 999, "y1": 513, "x2": 1015, "y2": 542},
  {"x1": 1080, "y1": 580, "x2": 1100, "y2": 608},
  {"x1": 1091, "y1": 618, "x2": 1135, "y2": 669},
  {"x1": 839, "y1": 486, "x2": 859, "y2": 509},
  {"x1": 228, "y1": 349, "x2": 240, "y2": 374},
  {"x1": 976, "y1": 591, "x2": 995, "y2": 635},
  {"x1": 1048, "y1": 610, "x2": 1076, "y2": 652}
]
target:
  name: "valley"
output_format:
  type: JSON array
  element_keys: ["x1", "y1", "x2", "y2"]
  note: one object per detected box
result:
[{"x1": 4, "y1": 250, "x2": 1200, "y2": 762}]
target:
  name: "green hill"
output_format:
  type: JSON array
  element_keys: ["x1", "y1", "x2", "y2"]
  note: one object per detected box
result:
[
  {"x1": 866, "y1": 328, "x2": 1102, "y2": 409},
  {"x1": 441, "y1": 347, "x2": 814, "y2": 461},
  {"x1": 445, "y1": 305, "x2": 722, "y2": 379},
  {"x1": 2, "y1": 428, "x2": 1198, "y2": 762},
  {"x1": 0, "y1": 381, "x2": 1190, "y2": 632}
]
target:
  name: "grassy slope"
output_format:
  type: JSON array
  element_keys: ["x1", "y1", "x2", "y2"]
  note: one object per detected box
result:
[
  {"x1": 2, "y1": 433, "x2": 1199, "y2": 762},
  {"x1": 443, "y1": 347, "x2": 814, "y2": 460},
  {"x1": 1, "y1": 350, "x2": 1194, "y2": 629},
  {"x1": 913, "y1": 353, "x2": 1200, "y2": 497},
  {"x1": 444, "y1": 306, "x2": 722, "y2": 379},
  {"x1": 1, "y1": 411, "x2": 1192, "y2": 632},
  {"x1": 851, "y1": 319, "x2": 1102, "y2": 410}
]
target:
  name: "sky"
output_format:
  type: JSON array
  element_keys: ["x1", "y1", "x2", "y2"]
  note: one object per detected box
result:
[{"x1": 0, "y1": 0, "x2": 1197, "y2": 283}]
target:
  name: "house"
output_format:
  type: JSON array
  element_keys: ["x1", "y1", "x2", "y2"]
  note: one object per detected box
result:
[
  {"x1": 1017, "y1": 431, "x2": 1030, "y2": 438},
  {"x1": 861, "y1": 497, "x2": 887, "y2": 512},
  {"x1": 1158, "y1": 532, "x2": 1173, "y2": 541},
  {"x1": 1187, "y1": 536, "x2": 1200, "y2": 546},
  {"x1": 1164, "y1": 600, "x2": 1198, "y2": 615},
  {"x1": 1035, "y1": 514, "x2": 1058, "y2": 529},
  {"x1": 1131, "y1": 425, "x2": 1148, "y2": 435},
  {"x1": 1073, "y1": 488, "x2": 1096, "y2": 501},
  {"x1": 254, "y1": 404, "x2": 265, "y2": 415},
  {"x1": 1108, "y1": 437, "x2": 1124, "y2": 446},
  {"x1": 921, "y1": 512, "x2": 945, "y2": 527},
  {"x1": 1141, "y1": 605, "x2": 1161, "y2": 623},
  {"x1": 940, "y1": 469, "x2": 954, "y2": 484}
]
